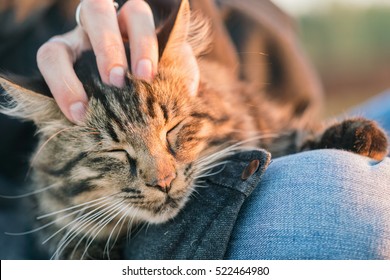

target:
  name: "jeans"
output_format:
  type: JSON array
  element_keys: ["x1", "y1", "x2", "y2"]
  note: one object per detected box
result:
[
  {"x1": 226, "y1": 150, "x2": 390, "y2": 259},
  {"x1": 226, "y1": 90, "x2": 390, "y2": 259},
  {"x1": 1, "y1": 91, "x2": 389, "y2": 259}
]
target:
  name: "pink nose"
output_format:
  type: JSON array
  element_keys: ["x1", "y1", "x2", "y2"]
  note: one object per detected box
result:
[{"x1": 147, "y1": 173, "x2": 176, "y2": 193}]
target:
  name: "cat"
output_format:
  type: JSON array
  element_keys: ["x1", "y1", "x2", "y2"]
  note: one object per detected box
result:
[{"x1": 0, "y1": 0, "x2": 388, "y2": 259}]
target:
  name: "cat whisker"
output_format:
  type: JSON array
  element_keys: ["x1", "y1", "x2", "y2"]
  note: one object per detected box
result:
[
  {"x1": 66, "y1": 202, "x2": 124, "y2": 260},
  {"x1": 48, "y1": 200, "x2": 124, "y2": 259},
  {"x1": 194, "y1": 133, "x2": 276, "y2": 171},
  {"x1": 192, "y1": 184, "x2": 209, "y2": 189},
  {"x1": 80, "y1": 202, "x2": 126, "y2": 260},
  {"x1": 42, "y1": 199, "x2": 115, "y2": 245},
  {"x1": 57, "y1": 201, "x2": 122, "y2": 252},
  {"x1": 28, "y1": 125, "x2": 100, "y2": 179},
  {"x1": 73, "y1": 200, "x2": 126, "y2": 258},
  {"x1": 112, "y1": 209, "x2": 129, "y2": 249},
  {"x1": 4, "y1": 197, "x2": 111, "y2": 236},
  {"x1": 0, "y1": 182, "x2": 60, "y2": 199},
  {"x1": 63, "y1": 78, "x2": 76, "y2": 96},
  {"x1": 197, "y1": 149, "x2": 233, "y2": 165},
  {"x1": 219, "y1": 133, "x2": 279, "y2": 150},
  {"x1": 126, "y1": 207, "x2": 141, "y2": 243},
  {"x1": 194, "y1": 165, "x2": 226, "y2": 179},
  {"x1": 37, "y1": 193, "x2": 119, "y2": 220},
  {"x1": 28, "y1": 127, "x2": 75, "y2": 174},
  {"x1": 127, "y1": 216, "x2": 150, "y2": 244},
  {"x1": 104, "y1": 203, "x2": 132, "y2": 259},
  {"x1": 197, "y1": 147, "x2": 235, "y2": 164},
  {"x1": 4, "y1": 220, "x2": 59, "y2": 236},
  {"x1": 194, "y1": 160, "x2": 229, "y2": 173},
  {"x1": 55, "y1": 200, "x2": 125, "y2": 260},
  {"x1": 191, "y1": 181, "x2": 208, "y2": 193},
  {"x1": 188, "y1": 185, "x2": 202, "y2": 197}
]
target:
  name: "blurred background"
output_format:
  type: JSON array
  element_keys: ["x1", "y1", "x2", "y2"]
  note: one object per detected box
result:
[{"x1": 273, "y1": 0, "x2": 390, "y2": 117}]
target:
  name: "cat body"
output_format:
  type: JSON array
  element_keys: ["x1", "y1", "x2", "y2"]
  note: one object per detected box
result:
[{"x1": 0, "y1": 0, "x2": 388, "y2": 259}]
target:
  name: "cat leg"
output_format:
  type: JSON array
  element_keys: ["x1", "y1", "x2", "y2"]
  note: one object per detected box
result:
[{"x1": 302, "y1": 117, "x2": 388, "y2": 160}]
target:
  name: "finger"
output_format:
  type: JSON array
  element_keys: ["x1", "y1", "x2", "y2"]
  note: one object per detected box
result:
[
  {"x1": 80, "y1": 0, "x2": 127, "y2": 87},
  {"x1": 118, "y1": 0, "x2": 158, "y2": 81},
  {"x1": 50, "y1": 27, "x2": 92, "y2": 61},
  {"x1": 37, "y1": 28, "x2": 90, "y2": 124}
]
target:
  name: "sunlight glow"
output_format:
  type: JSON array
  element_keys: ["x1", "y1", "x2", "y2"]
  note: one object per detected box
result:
[{"x1": 272, "y1": 0, "x2": 390, "y2": 15}]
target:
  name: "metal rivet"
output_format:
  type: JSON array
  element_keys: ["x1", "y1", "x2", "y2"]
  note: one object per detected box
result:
[{"x1": 241, "y1": 159, "x2": 260, "y2": 180}]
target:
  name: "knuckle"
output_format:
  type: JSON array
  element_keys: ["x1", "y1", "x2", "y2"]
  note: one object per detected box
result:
[
  {"x1": 137, "y1": 36, "x2": 158, "y2": 55},
  {"x1": 83, "y1": 0, "x2": 111, "y2": 15},
  {"x1": 37, "y1": 42, "x2": 60, "y2": 65},
  {"x1": 94, "y1": 41, "x2": 125, "y2": 72},
  {"x1": 123, "y1": 0, "x2": 153, "y2": 16},
  {"x1": 94, "y1": 39, "x2": 123, "y2": 59}
]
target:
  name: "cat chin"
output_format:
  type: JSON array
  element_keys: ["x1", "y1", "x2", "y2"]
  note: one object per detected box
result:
[
  {"x1": 129, "y1": 206, "x2": 182, "y2": 224},
  {"x1": 130, "y1": 194, "x2": 191, "y2": 224},
  {"x1": 126, "y1": 186, "x2": 194, "y2": 224}
]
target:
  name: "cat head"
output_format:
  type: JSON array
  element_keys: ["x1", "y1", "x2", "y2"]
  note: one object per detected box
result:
[{"x1": 0, "y1": 0, "x2": 217, "y2": 224}]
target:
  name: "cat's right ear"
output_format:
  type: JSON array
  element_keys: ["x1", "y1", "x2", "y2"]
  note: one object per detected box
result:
[
  {"x1": 0, "y1": 77, "x2": 65, "y2": 125},
  {"x1": 157, "y1": 0, "x2": 208, "y2": 97}
]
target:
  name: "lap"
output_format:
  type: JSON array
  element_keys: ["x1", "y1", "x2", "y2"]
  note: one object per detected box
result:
[{"x1": 226, "y1": 149, "x2": 390, "y2": 259}]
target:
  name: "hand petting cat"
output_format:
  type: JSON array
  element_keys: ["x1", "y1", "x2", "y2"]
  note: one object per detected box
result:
[{"x1": 36, "y1": 0, "x2": 159, "y2": 124}]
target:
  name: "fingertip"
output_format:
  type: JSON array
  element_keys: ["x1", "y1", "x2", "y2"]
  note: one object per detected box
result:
[
  {"x1": 119, "y1": 0, "x2": 158, "y2": 82},
  {"x1": 81, "y1": 0, "x2": 127, "y2": 86},
  {"x1": 109, "y1": 66, "x2": 126, "y2": 87},
  {"x1": 135, "y1": 58, "x2": 153, "y2": 81},
  {"x1": 69, "y1": 101, "x2": 88, "y2": 124}
]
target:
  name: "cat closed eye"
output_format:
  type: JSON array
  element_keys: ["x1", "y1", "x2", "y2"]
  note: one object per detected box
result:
[
  {"x1": 166, "y1": 121, "x2": 184, "y2": 155},
  {"x1": 108, "y1": 149, "x2": 137, "y2": 176},
  {"x1": 167, "y1": 120, "x2": 184, "y2": 134},
  {"x1": 108, "y1": 149, "x2": 128, "y2": 154}
]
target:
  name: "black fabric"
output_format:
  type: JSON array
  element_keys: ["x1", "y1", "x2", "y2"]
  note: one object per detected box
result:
[
  {"x1": 0, "y1": 3, "x2": 74, "y2": 183},
  {"x1": 0, "y1": 177, "x2": 46, "y2": 260},
  {"x1": 124, "y1": 150, "x2": 271, "y2": 260}
]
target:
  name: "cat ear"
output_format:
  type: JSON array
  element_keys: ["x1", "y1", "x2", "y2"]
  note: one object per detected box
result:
[
  {"x1": 0, "y1": 77, "x2": 65, "y2": 125},
  {"x1": 158, "y1": 0, "x2": 207, "y2": 96}
]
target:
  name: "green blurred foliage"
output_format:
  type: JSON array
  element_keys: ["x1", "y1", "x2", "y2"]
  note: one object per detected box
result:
[
  {"x1": 299, "y1": 4, "x2": 390, "y2": 73},
  {"x1": 297, "y1": 4, "x2": 390, "y2": 115}
]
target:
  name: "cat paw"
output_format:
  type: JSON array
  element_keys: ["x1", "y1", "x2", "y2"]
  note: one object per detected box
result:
[{"x1": 319, "y1": 118, "x2": 389, "y2": 160}]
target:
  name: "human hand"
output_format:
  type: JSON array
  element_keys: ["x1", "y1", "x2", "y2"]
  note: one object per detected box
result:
[{"x1": 37, "y1": 0, "x2": 158, "y2": 124}]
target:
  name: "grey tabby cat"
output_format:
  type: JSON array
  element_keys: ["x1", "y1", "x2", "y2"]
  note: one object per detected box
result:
[{"x1": 0, "y1": 0, "x2": 388, "y2": 259}]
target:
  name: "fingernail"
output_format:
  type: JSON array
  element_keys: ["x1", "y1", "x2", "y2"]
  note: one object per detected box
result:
[
  {"x1": 109, "y1": 66, "x2": 125, "y2": 87},
  {"x1": 70, "y1": 102, "x2": 87, "y2": 124},
  {"x1": 135, "y1": 59, "x2": 153, "y2": 81}
]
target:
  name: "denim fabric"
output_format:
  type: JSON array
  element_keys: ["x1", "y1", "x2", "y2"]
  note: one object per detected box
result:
[
  {"x1": 225, "y1": 93, "x2": 390, "y2": 260},
  {"x1": 124, "y1": 150, "x2": 271, "y2": 259},
  {"x1": 225, "y1": 150, "x2": 390, "y2": 259}
]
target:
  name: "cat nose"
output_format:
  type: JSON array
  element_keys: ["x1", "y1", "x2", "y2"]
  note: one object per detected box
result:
[{"x1": 146, "y1": 173, "x2": 176, "y2": 193}]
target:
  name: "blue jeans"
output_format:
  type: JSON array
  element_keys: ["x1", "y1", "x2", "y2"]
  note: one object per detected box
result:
[
  {"x1": 226, "y1": 150, "x2": 390, "y2": 259},
  {"x1": 227, "y1": 90, "x2": 390, "y2": 259}
]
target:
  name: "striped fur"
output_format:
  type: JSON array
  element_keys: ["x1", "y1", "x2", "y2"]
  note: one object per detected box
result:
[{"x1": 0, "y1": 0, "x2": 388, "y2": 259}]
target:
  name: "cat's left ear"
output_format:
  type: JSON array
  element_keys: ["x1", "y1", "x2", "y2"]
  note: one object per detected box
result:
[
  {"x1": 0, "y1": 77, "x2": 65, "y2": 125},
  {"x1": 158, "y1": 0, "x2": 208, "y2": 96}
]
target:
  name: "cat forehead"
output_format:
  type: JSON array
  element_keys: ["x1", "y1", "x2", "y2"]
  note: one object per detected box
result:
[{"x1": 87, "y1": 78, "x2": 192, "y2": 129}]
